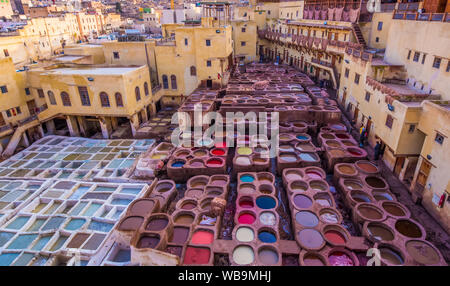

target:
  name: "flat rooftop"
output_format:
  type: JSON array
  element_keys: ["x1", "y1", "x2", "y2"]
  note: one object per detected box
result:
[{"x1": 40, "y1": 66, "x2": 144, "y2": 76}]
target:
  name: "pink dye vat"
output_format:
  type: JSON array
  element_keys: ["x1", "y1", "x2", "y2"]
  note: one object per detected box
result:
[
  {"x1": 207, "y1": 159, "x2": 222, "y2": 166},
  {"x1": 191, "y1": 230, "x2": 214, "y2": 245},
  {"x1": 215, "y1": 142, "x2": 227, "y2": 148},
  {"x1": 183, "y1": 247, "x2": 211, "y2": 265},
  {"x1": 238, "y1": 213, "x2": 256, "y2": 224},
  {"x1": 306, "y1": 171, "x2": 322, "y2": 179},
  {"x1": 329, "y1": 251, "x2": 354, "y2": 266},
  {"x1": 211, "y1": 149, "x2": 225, "y2": 156}
]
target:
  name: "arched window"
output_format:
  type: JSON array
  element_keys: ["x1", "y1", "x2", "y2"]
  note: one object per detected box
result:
[
  {"x1": 144, "y1": 82, "x2": 149, "y2": 96},
  {"x1": 170, "y1": 75, "x2": 177, "y2": 90},
  {"x1": 99, "y1": 92, "x2": 110, "y2": 107},
  {"x1": 162, "y1": 75, "x2": 169, "y2": 89},
  {"x1": 190, "y1": 66, "x2": 196, "y2": 76},
  {"x1": 47, "y1": 91, "x2": 56, "y2": 105},
  {"x1": 135, "y1": 86, "x2": 141, "y2": 101},
  {"x1": 60, "y1": 92, "x2": 71, "y2": 106},
  {"x1": 115, "y1": 92, "x2": 123, "y2": 107}
]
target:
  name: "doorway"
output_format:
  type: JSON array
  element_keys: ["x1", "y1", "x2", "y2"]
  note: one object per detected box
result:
[
  {"x1": 415, "y1": 158, "x2": 432, "y2": 192},
  {"x1": 27, "y1": 100, "x2": 37, "y2": 116},
  {"x1": 0, "y1": 113, "x2": 5, "y2": 126},
  {"x1": 394, "y1": 157, "x2": 405, "y2": 177},
  {"x1": 206, "y1": 80, "x2": 213, "y2": 88}
]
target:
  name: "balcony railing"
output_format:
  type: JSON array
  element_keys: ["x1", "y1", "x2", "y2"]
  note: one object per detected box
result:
[
  {"x1": 0, "y1": 124, "x2": 13, "y2": 133},
  {"x1": 393, "y1": 11, "x2": 450, "y2": 23}
]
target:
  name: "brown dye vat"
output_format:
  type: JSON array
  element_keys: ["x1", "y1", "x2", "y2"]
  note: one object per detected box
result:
[
  {"x1": 119, "y1": 216, "x2": 144, "y2": 231},
  {"x1": 205, "y1": 186, "x2": 223, "y2": 197},
  {"x1": 325, "y1": 140, "x2": 341, "y2": 148},
  {"x1": 338, "y1": 165, "x2": 357, "y2": 175},
  {"x1": 128, "y1": 199, "x2": 156, "y2": 217},
  {"x1": 356, "y1": 161, "x2": 379, "y2": 174},
  {"x1": 174, "y1": 213, "x2": 195, "y2": 225},
  {"x1": 67, "y1": 233, "x2": 90, "y2": 248},
  {"x1": 180, "y1": 200, "x2": 197, "y2": 210},
  {"x1": 170, "y1": 227, "x2": 190, "y2": 244},
  {"x1": 328, "y1": 149, "x2": 346, "y2": 157},
  {"x1": 365, "y1": 177, "x2": 387, "y2": 189},
  {"x1": 395, "y1": 220, "x2": 422, "y2": 238},
  {"x1": 83, "y1": 233, "x2": 107, "y2": 250},
  {"x1": 302, "y1": 253, "x2": 326, "y2": 266},
  {"x1": 137, "y1": 234, "x2": 160, "y2": 249},
  {"x1": 379, "y1": 246, "x2": 404, "y2": 265},
  {"x1": 284, "y1": 170, "x2": 303, "y2": 181},
  {"x1": 155, "y1": 182, "x2": 174, "y2": 193},
  {"x1": 289, "y1": 181, "x2": 308, "y2": 192},
  {"x1": 382, "y1": 202, "x2": 406, "y2": 217},
  {"x1": 366, "y1": 223, "x2": 395, "y2": 241},
  {"x1": 259, "y1": 184, "x2": 274, "y2": 194},
  {"x1": 405, "y1": 240, "x2": 441, "y2": 265},
  {"x1": 185, "y1": 189, "x2": 204, "y2": 198},
  {"x1": 357, "y1": 204, "x2": 383, "y2": 220}
]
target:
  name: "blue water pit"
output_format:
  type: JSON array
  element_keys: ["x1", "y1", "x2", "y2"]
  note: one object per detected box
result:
[
  {"x1": 256, "y1": 196, "x2": 276, "y2": 209},
  {"x1": 240, "y1": 175, "x2": 255, "y2": 183},
  {"x1": 258, "y1": 231, "x2": 277, "y2": 243}
]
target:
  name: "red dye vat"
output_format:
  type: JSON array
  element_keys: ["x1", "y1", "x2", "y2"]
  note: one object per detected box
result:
[
  {"x1": 238, "y1": 213, "x2": 255, "y2": 224},
  {"x1": 239, "y1": 200, "x2": 254, "y2": 208},
  {"x1": 207, "y1": 159, "x2": 222, "y2": 166},
  {"x1": 191, "y1": 230, "x2": 214, "y2": 245},
  {"x1": 329, "y1": 251, "x2": 354, "y2": 266},
  {"x1": 211, "y1": 149, "x2": 225, "y2": 156},
  {"x1": 348, "y1": 149, "x2": 362, "y2": 156},
  {"x1": 215, "y1": 142, "x2": 227, "y2": 148},
  {"x1": 183, "y1": 247, "x2": 211, "y2": 265},
  {"x1": 324, "y1": 230, "x2": 346, "y2": 244}
]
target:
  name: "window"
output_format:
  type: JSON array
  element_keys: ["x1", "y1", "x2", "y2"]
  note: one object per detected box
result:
[
  {"x1": 48, "y1": 91, "x2": 56, "y2": 105},
  {"x1": 446, "y1": 61, "x2": 450, "y2": 72},
  {"x1": 407, "y1": 50, "x2": 411, "y2": 60},
  {"x1": 78, "y1": 86, "x2": 91, "y2": 106},
  {"x1": 376, "y1": 37, "x2": 379, "y2": 43},
  {"x1": 365, "y1": 92, "x2": 371, "y2": 102},
  {"x1": 162, "y1": 75, "x2": 169, "y2": 89},
  {"x1": 16, "y1": 107, "x2": 21, "y2": 114},
  {"x1": 241, "y1": 27, "x2": 246, "y2": 32},
  {"x1": 422, "y1": 54, "x2": 426, "y2": 65},
  {"x1": 207, "y1": 60, "x2": 211, "y2": 67},
  {"x1": 184, "y1": 38, "x2": 188, "y2": 46},
  {"x1": 268, "y1": 10, "x2": 270, "y2": 15},
  {"x1": 377, "y1": 22, "x2": 383, "y2": 31},
  {"x1": 113, "y1": 52, "x2": 120, "y2": 59},
  {"x1": 25, "y1": 88, "x2": 30, "y2": 95},
  {"x1": 3, "y1": 49, "x2": 9, "y2": 57},
  {"x1": 115, "y1": 92, "x2": 123, "y2": 107},
  {"x1": 385, "y1": 115, "x2": 393, "y2": 129},
  {"x1": 37, "y1": 88, "x2": 44, "y2": 98},
  {"x1": 144, "y1": 82, "x2": 149, "y2": 96},
  {"x1": 432, "y1": 57, "x2": 441, "y2": 69},
  {"x1": 408, "y1": 124, "x2": 415, "y2": 133},
  {"x1": 60, "y1": 92, "x2": 71, "y2": 106},
  {"x1": 435, "y1": 133, "x2": 444, "y2": 144},
  {"x1": 354, "y1": 73, "x2": 360, "y2": 84},
  {"x1": 206, "y1": 39, "x2": 211, "y2": 46},
  {"x1": 241, "y1": 41, "x2": 246, "y2": 46},
  {"x1": 6, "y1": 110, "x2": 11, "y2": 117},
  {"x1": 413, "y1": 52, "x2": 420, "y2": 62},
  {"x1": 135, "y1": 87, "x2": 141, "y2": 101},
  {"x1": 170, "y1": 75, "x2": 177, "y2": 90},
  {"x1": 0, "y1": 85, "x2": 8, "y2": 93},
  {"x1": 99, "y1": 92, "x2": 110, "y2": 107},
  {"x1": 190, "y1": 66, "x2": 196, "y2": 76},
  {"x1": 344, "y1": 68, "x2": 349, "y2": 78}
]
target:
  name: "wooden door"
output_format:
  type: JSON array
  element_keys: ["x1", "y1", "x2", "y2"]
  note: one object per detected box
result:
[
  {"x1": 27, "y1": 100, "x2": 37, "y2": 116},
  {"x1": 366, "y1": 118, "x2": 372, "y2": 137},
  {"x1": 353, "y1": 106, "x2": 359, "y2": 121},
  {"x1": 394, "y1": 157, "x2": 405, "y2": 177},
  {"x1": 416, "y1": 159, "x2": 432, "y2": 188},
  {"x1": 342, "y1": 90, "x2": 347, "y2": 105}
]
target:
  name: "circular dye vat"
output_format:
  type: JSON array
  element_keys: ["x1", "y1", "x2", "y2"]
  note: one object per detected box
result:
[
  {"x1": 233, "y1": 245, "x2": 254, "y2": 265},
  {"x1": 320, "y1": 210, "x2": 339, "y2": 224},
  {"x1": 258, "y1": 231, "x2": 277, "y2": 243},
  {"x1": 350, "y1": 191, "x2": 372, "y2": 203},
  {"x1": 181, "y1": 201, "x2": 197, "y2": 210},
  {"x1": 237, "y1": 147, "x2": 252, "y2": 155},
  {"x1": 305, "y1": 170, "x2": 323, "y2": 179},
  {"x1": 294, "y1": 194, "x2": 313, "y2": 209},
  {"x1": 297, "y1": 229, "x2": 324, "y2": 249},
  {"x1": 303, "y1": 253, "x2": 325, "y2": 266},
  {"x1": 118, "y1": 216, "x2": 143, "y2": 231},
  {"x1": 146, "y1": 217, "x2": 168, "y2": 231},
  {"x1": 290, "y1": 181, "x2": 308, "y2": 192},
  {"x1": 295, "y1": 211, "x2": 319, "y2": 227},
  {"x1": 338, "y1": 165, "x2": 356, "y2": 175},
  {"x1": 279, "y1": 154, "x2": 297, "y2": 162},
  {"x1": 185, "y1": 189, "x2": 203, "y2": 198},
  {"x1": 347, "y1": 148, "x2": 363, "y2": 156},
  {"x1": 129, "y1": 200, "x2": 155, "y2": 216},
  {"x1": 373, "y1": 191, "x2": 393, "y2": 201},
  {"x1": 324, "y1": 230, "x2": 346, "y2": 244},
  {"x1": 138, "y1": 235, "x2": 160, "y2": 249},
  {"x1": 191, "y1": 230, "x2": 214, "y2": 245},
  {"x1": 382, "y1": 202, "x2": 406, "y2": 217},
  {"x1": 279, "y1": 145, "x2": 294, "y2": 152},
  {"x1": 183, "y1": 247, "x2": 211, "y2": 265},
  {"x1": 258, "y1": 248, "x2": 279, "y2": 265},
  {"x1": 240, "y1": 183, "x2": 256, "y2": 193},
  {"x1": 380, "y1": 247, "x2": 404, "y2": 265},
  {"x1": 296, "y1": 135, "x2": 309, "y2": 140},
  {"x1": 314, "y1": 193, "x2": 332, "y2": 207},
  {"x1": 367, "y1": 223, "x2": 394, "y2": 241},
  {"x1": 171, "y1": 227, "x2": 190, "y2": 244},
  {"x1": 211, "y1": 148, "x2": 225, "y2": 156},
  {"x1": 238, "y1": 213, "x2": 256, "y2": 224},
  {"x1": 259, "y1": 184, "x2": 274, "y2": 194},
  {"x1": 299, "y1": 153, "x2": 317, "y2": 162},
  {"x1": 395, "y1": 220, "x2": 422, "y2": 238},
  {"x1": 356, "y1": 161, "x2": 378, "y2": 173},
  {"x1": 330, "y1": 124, "x2": 346, "y2": 131},
  {"x1": 239, "y1": 198, "x2": 254, "y2": 208},
  {"x1": 365, "y1": 177, "x2": 386, "y2": 189},
  {"x1": 206, "y1": 159, "x2": 222, "y2": 166},
  {"x1": 285, "y1": 171, "x2": 303, "y2": 181},
  {"x1": 259, "y1": 212, "x2": 276, "y2": 226},
  {"x1": 256, "y1": 196, "x2": 276, "y2": 209},
  {"x1": 357, "y1": 205, "x2": 383, "y2": 220},
  {"x1": 406, "y1": 240, "x2": 441, "y2": 265},
  {"x1": 240, "y1": 175, "x2": 255, "y2": 183},
  {"x1": 236, "y1": 156, "x2": 251, "y2": 166},
  {"x1": 171, "y1": 161, "x2": 185, "y2": 168},
  {"x1": 236, "y1": 227, "x2": 254, "y2": 242},
  {"x1": 174, "y1": 213, "x2": 194, "y2": 224},
  {"x1": 328, "y1": 251, "x2": 354, "y2": 266},
  {"x1": 335, "y1": 134, "x2": 349, "y2": 139},
  {"x1": 344, "y1": 180, "x2": 363, "y2": 190},
  {"x1": 189, "y1": 160, "x2": 204, "y2": 168}
]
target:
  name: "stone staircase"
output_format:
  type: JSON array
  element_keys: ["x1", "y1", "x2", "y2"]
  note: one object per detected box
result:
[{"x1": 351, "y1": 23, "x2": 367, "y2": 48}]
